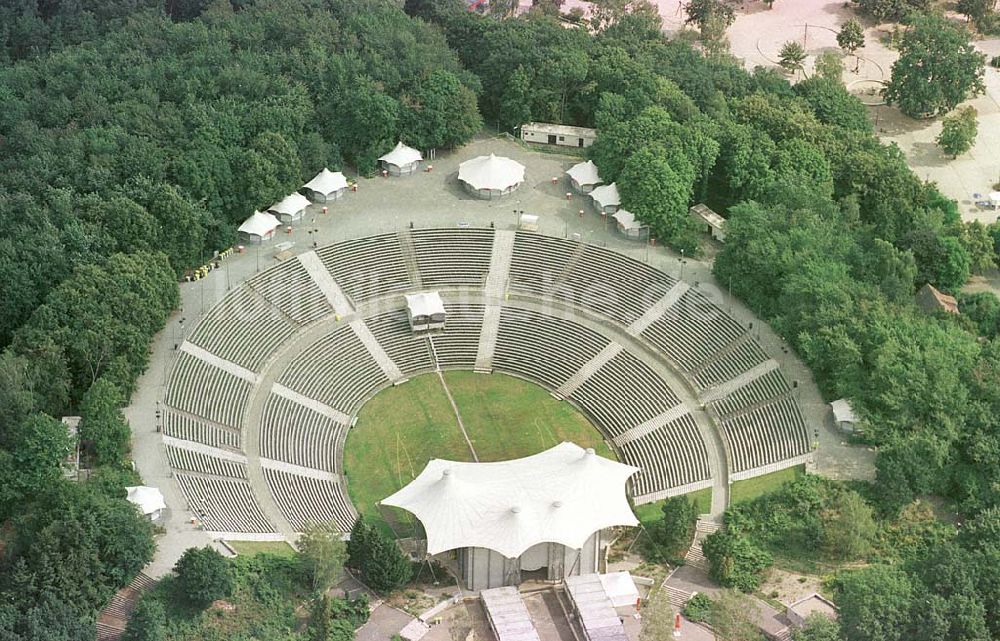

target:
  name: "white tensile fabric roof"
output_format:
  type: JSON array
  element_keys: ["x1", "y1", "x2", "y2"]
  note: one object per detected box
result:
[
  {"x1": 458, "y1": 153, "x2": 526, "y2": 191},
  {"x1": 304, "y1": 168, "x2": 348, "y2": 194},
  {"x1": 380, "y1": 141, "x2": 423, "y2": 166},
  {"x1": 405, "y1": 291, "x2": 446, "y2": 317},
  {"x1": 238, "y1": 210, "x2": 281, "y2": 236},
  {"x1": 590, "y1": 182, "x2": 620, "y2": 208},
  {"x1": 831, "y1": 399, "x2": 859, "y2": 424},
  {"x1": 126, "y1": 486, "x2": 166, "y2": 516},
  {"x1": 566, "y1": 160, "x2": 602, "y2": 186},
  {"x1": 612, "y1": 209, "x2": 640, "y2": 230},
  {"x1": 599, "y1": 572, "x2": 639, "y2": 608},
  {"x1": 382, "y1": 442, "x2": 639, "y2": 558},
  {"x1": 268, "y1": 192, "x2": 311, "y2": 216}
]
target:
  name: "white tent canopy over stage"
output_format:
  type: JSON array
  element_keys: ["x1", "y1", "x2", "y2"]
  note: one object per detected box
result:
[
  {"x1": 302, "y1": 168, "x2": 348, "y2": 201},
  {"x1": 458, "y1": 153, "x2": 526, "y2": 199},
  {"x1": 382, "y1": 442, "x2": 639, "y2": 559}
]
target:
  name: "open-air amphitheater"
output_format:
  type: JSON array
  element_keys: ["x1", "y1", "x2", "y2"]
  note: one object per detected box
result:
[{"x1": 160, "y1": 226, "x2": 814, "y2": 539}]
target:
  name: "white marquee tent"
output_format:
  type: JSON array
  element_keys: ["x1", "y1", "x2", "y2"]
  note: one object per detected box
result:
[
  {"x1": 379, "y1": 141, "x2": 423, "y2": 176},
  {"x1": 126, "y1": 486, "x2": 166, "y2": 520},
  {"x1": 268, "y1": 192, "x2": 311, "y2": 223},
  {"x1": 458, "y1": 153, "x2": 526, "y2": 199},
  {"x1": 302, "y1": 168, "x2": 349, "y2": 203},
  {"x1": 382, "y1": 442, "x2": 638, "y2": 559},
  {"x1": 237, "y1": 210, "x2": 281, "y2": 243},
  {"x1": 611, "y1": 209, "x2": 643, "y2": 239},
  {"x1": 590, "y1": 182, "x2": 620, "y2": 213},
  {"x1": 405, "y1": 291, "x2": 447, "y2": 332},
  {"x1": 831, "y1": 398, "x2": 860, "y2": 433},
  {"x1": 566, "y1": 160, "x2": 602, "y2": 193}
]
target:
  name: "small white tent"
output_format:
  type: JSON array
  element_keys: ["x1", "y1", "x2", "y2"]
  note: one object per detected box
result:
[
  {"x1": 302, "y1": 168, "x2": 349, "y2": 203},
  {"x1": 405, "y1": 292, "x2": 447, "y2": 332},
  {"x1": 611, "y1": 209, "x2": 643, "y2": 239},
  {"x1": 566, "y1": 160, "x2": 602, "y2": 193},
  {"x1": 267, "y1": 192, "x2": 311, "y2": 223},
  {"x1": 379, "y1": 141, "x2": 423, "y2": 176},
  {"x1": 126, "y1": 486, "x2": 166, "y2": 520},
  {"x1": 831, "y1": 399, "x2": 860, "y2": 433},
  {"x1": 458, "y1": 153, "x2": 526, "y2": 200},
  {"x1": 237, "y1": 210, "x2": 281, "y2": 244},
  {"x1": 590, "y1": 182, "x2": 620, "y2": 214}
]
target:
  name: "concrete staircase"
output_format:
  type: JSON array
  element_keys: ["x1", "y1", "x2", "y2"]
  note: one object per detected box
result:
[
  {"x1": 96, "y1": 572, "x2": 157, "y2": 641},
  {"x1": 664, "y1": 585, "x2": 693, "y2": 609},
  {"x1": 684, "y1": 518, "x2": 721, "y2": 572}
]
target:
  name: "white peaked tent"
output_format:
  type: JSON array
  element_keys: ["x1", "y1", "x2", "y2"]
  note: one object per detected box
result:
[
  {"x1": 237, "y1": 210, "x2": 281, "y2": 244},
  {"x1": 379, "y1": 141, "x2": 423, "y2": 176},
  {"x1": 383, "y1": 442, "x2": 638, "y2": 560},
  {"x1": 590, "y1": 182, "x2": 620, "y2": 213},
  {"x1": 611, "y1": 209, "x2": 643, "y2": 239},
  {"x1": 458, "y1": 153, "x2": 526, "y2": 200},
  {"x1": 831, "y1": 399, "x2": 860, "y2": 433},
  {"x1": 126, "y1": 486, "x2": 166, "y2": 520},
  {"x1": 302, "y1": 168, "x2": 349, "y2": 203},
  {"x1": 566, "y1": 160, "x2": 602, "y2": 193},
  {"x1": 268, "y1": 192, "x2": 311, "y2": 223},
  {"x1": 405, "y1": 291, "x2": 446, "y2": 332}
]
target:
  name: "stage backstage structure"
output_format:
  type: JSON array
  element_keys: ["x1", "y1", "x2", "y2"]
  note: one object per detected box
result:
[
  {"x1": 382, "y1": 442, "x2": 639, "y2": 591},
  {"x1": 405, "y1": 291, "x2": 447, "y2": 333}
]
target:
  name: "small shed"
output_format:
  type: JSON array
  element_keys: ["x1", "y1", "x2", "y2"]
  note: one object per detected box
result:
[
  {"x1": 689, "y1": 204, "x2": 726, "y2": 242},
  {"x1": 302, "y1": 168, "x2": 349, "y2": 203},
  {"x1": 566, "y1": 160, "x2": 603, "y2": 193},
  {"x1": 405, "y1": 292, "x2": 446, "y2": 332},
  {"x1": 916, "y1": 283, "x2": 959, "y2": 315},
  {"x1": 785, "y1": 593, "x2": 838, "y2": 628},
  {"x1": 379, "y1": 141, "x2": 423, "y2": 176},
  {"x1": 126, "y1": 486, "x2": 166, "y2": 521},
  {"x1": 990, "y1": 191, "x2": 1000, "y2": 210},
  {"x1": 590, "y1": 182, "x2": 620, "y2": 214},
  {"x1": 268, "y1": 192, "x2": 311, "y2": 224},
  {"x1": 830, "y1": 399, "x2": 859, "y2": 434},
  {"x1": 611, "y1": 209, "x2": 645, "y2": 240},
  {"x1": 237, "y1": 210, "x2": 281, "y2": 244},
  {"x1": 458, "y1": 154, "x2": 525, "y2": 200},
  {"x1": 519, "y1": 213, "x2": 539, "y2": 231},
  {"x1": 521, "y1": 122, "x2": 598, "y2": 149}
]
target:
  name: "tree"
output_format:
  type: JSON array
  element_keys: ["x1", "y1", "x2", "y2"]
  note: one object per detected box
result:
[
  {"x1": 618, "y1": 145, "x2": 699, "y2": 253},
  {"x1": 299, "y1": 521, "x2": 347, "y2": 594},
  {"x1": 711, "y1": 590, "x2": 765, "y2": 641},
  {"x1": 0, "y1": 414, "x2": 72, "y2": 519},
  {"x1": 820, "y1": 491, "x2": 876, "y2": 560},
  {"x1": 174, "y1": 546, "x2": 233, "y2": 606},
  {"x1": 813, "y1": 52, "x2": 843, "y2": 82},
  {"x1": 778, "y1": 41, "x2": 807, "y2": 76},
  {"x1": 122, "y1": 597, "x2": 165, "y2": 641},
  {"x1": 837, "y1": 19, "x2": 865, "y2": 72},
  {"x1": 884, "y1": 15, "x2": 986, "y2": 118},
  {"x1": 852, "y1": 0, "x2": 929, "y2": 22},
  {"x1": 79, "y1": 378, "x2": 130, "y2": 467},
  {"x1": 401, "y1": 70, "x2": 482, "y2": 151},
  {"x1": 957, "y1": 0, "x2": 994, "y2": 24},
  {"x1": 684, "y1": 0, "x2": 735, "y2": 32},
  {"x1": 647, "y1": 495, "x2": 697, "y2": 560},
  {"x1": 347, "y1": 517, "x2": 412, "y2": 594},
  {"x1": 835, "y1": 566, "x2": 914, "y2": 641},
  {"x1": 937, "y1": 106, "x2": 978, "y2": 158},
  {"x1": 791, "y1": 613, "x2": 841, "y2": 641},
  {"x1": 960, "y1": 220, "x2": 996, "y2": 273},
  {"x1": 701, "y1": 530, "x2": 773, "y2": 592}
]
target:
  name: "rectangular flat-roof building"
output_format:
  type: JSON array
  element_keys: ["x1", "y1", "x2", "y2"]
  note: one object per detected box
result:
[
  {"x1": 521, "y1": 122, "x2": 598, "y2": 149},
  {"x1": 689, "y1": 204, "x2": 726, "y2": 242}
]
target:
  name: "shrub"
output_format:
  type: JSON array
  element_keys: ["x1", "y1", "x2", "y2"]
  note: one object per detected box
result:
[
  {"x1": 174, "y1": 546, "x2": 233, "y2": 607},
  {"x1": 682, "y1": 592, "x2": 713, "y2": 622}
]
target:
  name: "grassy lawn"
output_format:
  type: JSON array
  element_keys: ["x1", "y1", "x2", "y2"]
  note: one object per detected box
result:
[
  {"x1": 344, "y1": 372, "x2": 610, "y2": 532},
  {"x1": 226, "y1": 540, "x2": 296, "y2": 557},
  {"x1": 730, "y1": 465, "x2": 805, "y2": 505},
  {"x1": 633, "y1": 487, "x2": 712, "y2": 526}
]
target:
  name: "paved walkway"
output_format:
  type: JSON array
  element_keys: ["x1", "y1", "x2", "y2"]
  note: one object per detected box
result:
[{"x1": 129, "y1": 135, "x2": 867, "y2": 574}]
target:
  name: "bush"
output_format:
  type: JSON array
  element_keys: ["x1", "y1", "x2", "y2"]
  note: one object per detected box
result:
[
  {"x1": 122, "y1": 596, "x2": 165, "y2": 641},
  {"x1": 647, "y1": 496, "x2": 697, "y2": 561},
  {"x1": 682, "y1": 592, "x2": 713, "y2": 622},
  {"x1": 347, "y1": 518, "x2": 412, "y2": 594},
  {"x1": 174, "y1": 546, "x2": 233, "y2": 607},
  {"x1": 701, "y1": 530, "x2": 773, "y2": 592}
]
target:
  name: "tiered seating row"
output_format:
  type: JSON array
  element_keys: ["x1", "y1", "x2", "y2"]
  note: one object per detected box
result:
[
  {"x1": 246, "y1": 256, "x2": 332, "y2": 324},
  {"x1": 162, "y1": 410, "x2": 241, "y2": 450},
  {"x1": 641, "y1": 289, "x2": 746, "y2": 372},
  {"x1": 430, "y1": 303, "x2": 484, "y2": 369},
  {"x1": 720, "y1": 396, "x2": 810, "y2": 473},
  {"x1": 278, "y1": 324, "x2": 389, "y2": 414},
  {"x1": 175, "y1": 473, "x2": 273, "y2": 533},
  {"x1": 508, "y1": 232, "x2": 579, "y2": 295},
  {"x1": 621, "y1": 414, "x2": 711, "y2": 497},
  {"x1": 694, "y1": 338, "x2": 770, "y2": 390},
  {"x1": 260, "y1": 394, "x2": 345, "y2": 473},
  {"x1": 165, "y1": 445, "x2": 246, "y2": 479},
  {"x1": 493, "y1": 307, "x2": 609, "y2": 390},
  {"x1": 164, "y1": 352, "x2": 252, "y2": 429},
  {"x1": 187, "y1": 286, "x2": 297, "y2": 372},
  {"x1": 711, "y1": 369, "x2": 789, "y2": 418},
  {"x1": 263, "y1": 468, "x2": 356, "y2": 532},
  {"x1": 569, "y1": 350, "x2": 680, "y2": 439},
  {"x1": 364, "y1": 311, "x2": 435, "y2": 374},
  {"x1": 315, "y1": 234, "x2": 412, "y2": 304},
  {"x1": 411, "y1": 228, "x2": 495, "y2": 287}
]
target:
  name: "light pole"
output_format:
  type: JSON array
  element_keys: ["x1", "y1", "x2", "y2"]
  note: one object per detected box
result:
[{"x1": 680, "y1": 248, "x2": 686, "y2": 281}]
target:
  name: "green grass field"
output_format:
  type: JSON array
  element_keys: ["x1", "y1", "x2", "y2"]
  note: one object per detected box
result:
[
  {"x1": 344, "y1": 372, "x2": 611, "y2": 531},
  {"x1": 226, "y1": 540, "x2": 296, "y2": 557},
  {"x1": 633, "y1": 488, "x2": 712, "y2": 526},
  {"x1": 730, "y1": 465, "x2": 805, "y2": 505}
]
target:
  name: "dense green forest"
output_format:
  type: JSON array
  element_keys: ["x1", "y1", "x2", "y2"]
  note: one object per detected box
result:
[{"x1": 1, "y1": 0, "x2": 998, "y2": 638}]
